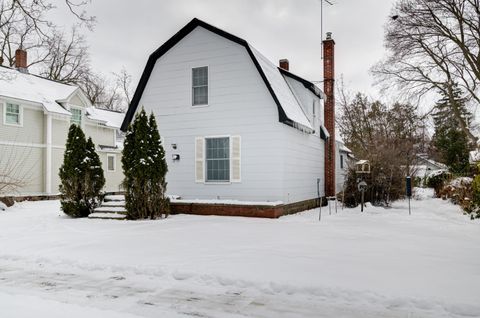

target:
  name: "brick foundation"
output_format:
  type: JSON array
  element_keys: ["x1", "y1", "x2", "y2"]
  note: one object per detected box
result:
[{"x1": 171, "y1": 197, "x2": 325, "y2": 218}]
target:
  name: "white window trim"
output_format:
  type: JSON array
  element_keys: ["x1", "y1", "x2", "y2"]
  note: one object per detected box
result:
[
  {"x1": 2, "y1": 101, "x2": 23, "y2": 127},
  {"x1": 191, "y1": 65, "x2": 210, "y2": 107},
  {"x1": 204, "y1": 134, "x2": 231, "y2": 184},
  {"x1": 107, "y1": 154, "x2": 116, "y2": 172}
]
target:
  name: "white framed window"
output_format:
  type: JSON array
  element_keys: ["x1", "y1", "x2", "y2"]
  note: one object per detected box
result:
[
  {"x1": 70, "y1": 108, "x2": 82, "y2": 126},
  {"x1": 107, "y1": 154, "x2": 116, "y2": 172},
  {"x1": 192, "y1": 66, "x2": 208, "y2": 106},
  {"x1": 195, "y1": 136, "x2": 241, "y2": 183},
  {"x1": 205, "y1": 137, "x2": 230, "y2": 182},
  {"x1": 3, "y1": 102, "x2": 22, "y2": 126}
]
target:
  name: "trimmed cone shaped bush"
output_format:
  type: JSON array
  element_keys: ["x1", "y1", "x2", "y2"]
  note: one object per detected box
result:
[
  {"x1": 122, "y1": 108, "x2": 169, "y2": 220},
  {"x1": 59, "y1": 124, "x2": 105, "y2": 217}
]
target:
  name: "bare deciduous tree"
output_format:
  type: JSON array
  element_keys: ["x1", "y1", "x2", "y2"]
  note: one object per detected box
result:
[
  {"x1": 372, "y1": 0, "x2": 480, "y2": 144},
  {"x1": 337, "y1": 83, "x2": 424, "y2": 206},
  {"x1": 39, "y1": 26, "x2": 90, "y2": 84},
  {"x1": 0, "y1": 0, "x2": 94, "y2": 67}
]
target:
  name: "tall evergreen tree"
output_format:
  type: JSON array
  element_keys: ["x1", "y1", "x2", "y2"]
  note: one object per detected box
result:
[
  {"x1": 59, "y1": 124, "x2": 89, "y2": 217},
  {"x1": 146, "y1": 113, "x2": 169, "y2": 218},
  {"x1": 84, "y1": 137, "x2": 105, "y2": 213},
  {"x1": 122, "y1": 108, "x2": 169, "y2": 220},
  {"x1": 432, "y1": 83, "x2": 472, "y2": 174}
]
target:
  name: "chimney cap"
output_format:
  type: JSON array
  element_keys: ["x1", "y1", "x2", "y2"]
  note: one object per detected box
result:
[
  {"x1": 279, "y1": 59, "x2": 290, "y2": 71},
  {"x1": 326, "y1": 32, "x2": 332, "y2": 40}
]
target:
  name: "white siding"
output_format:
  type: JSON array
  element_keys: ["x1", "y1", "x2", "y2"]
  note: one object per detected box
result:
[
  {"x1": 0, "y1": 144, "x2": 44, "y2": 194},
  {"x1": 281, "y1": 128, "x2": 325, "y2": 203},
  {"x1": 137, "y1": 26, "x2": 326, "y2": 203},
  {"x1": 335, "y1": 142, "x2": 350, "y2": 192}
]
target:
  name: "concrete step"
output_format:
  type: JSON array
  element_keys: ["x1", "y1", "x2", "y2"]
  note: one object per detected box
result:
[
  {"x1": 101, "y1": 201, "x2": 125, "y2": 207},
  {"x1": 93, "y1": 206, "x2": 127, "y2": 215},
  {"x1": 88, "y1": 212, "x2": 127, "y2": 220},
  {"x1": 104, "y1": 195, "x2": 125, "y2": 202}
]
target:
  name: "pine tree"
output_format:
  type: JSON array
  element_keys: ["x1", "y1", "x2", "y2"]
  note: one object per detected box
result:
[
  {"x1": 84, "y1": 137, "x2": 105, "y2": 213},
  {"x1": 122, "y1": 108, "x2": 169, "y2": 219},
  {"x1": 432, "y1": 83, "x2": 472, "y2": 174},
  {"x1": 59, "y1": 124, "x2": 89, "y2": 217},
  {"x1": 146, "y1": 113, "x2": 169, "y2": 218}
]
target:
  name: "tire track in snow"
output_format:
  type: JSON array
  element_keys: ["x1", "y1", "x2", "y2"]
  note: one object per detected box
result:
[{"x1": 0, "y1": 256, "x2": 477, "y2": 317}]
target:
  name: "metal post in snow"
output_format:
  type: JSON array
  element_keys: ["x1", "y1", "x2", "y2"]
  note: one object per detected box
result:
[
  {"x1": 361, "y1": 190, "x2": 364, "y2": 213},
  {"x1": 317, "y1": 178, "x2": 321, "y2": 221},
  {"x1": 406, "y1": 176, "x2": 412, "y2": 215}
]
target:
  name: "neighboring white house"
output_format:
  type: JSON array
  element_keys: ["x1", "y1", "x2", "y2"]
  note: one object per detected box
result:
[
  {"x1": 413, "y1": 154, "x2": 448, "y2": 179},
  {"x1": 0, "y1": 53, "x2": 124, "y2": 196},
  {"x1": 121, "y1": 18, "x2": 337, "y2": 206},
  {"x1": 335, "y1": 133, "x2": 354, "y2": 192}
]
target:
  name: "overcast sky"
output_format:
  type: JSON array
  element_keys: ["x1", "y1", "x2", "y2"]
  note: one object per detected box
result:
[{"x1": 53, "y1": 0, "x2": 396, "y2": 98}]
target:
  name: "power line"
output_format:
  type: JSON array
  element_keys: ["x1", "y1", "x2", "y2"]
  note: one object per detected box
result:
[{"x1": 319, "y1": 0, "x2": 334, "y2": 59}]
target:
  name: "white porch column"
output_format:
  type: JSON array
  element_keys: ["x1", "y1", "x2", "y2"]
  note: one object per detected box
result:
[{"x1": 45, "y1": 113, "x2": 52, "y2": 194}]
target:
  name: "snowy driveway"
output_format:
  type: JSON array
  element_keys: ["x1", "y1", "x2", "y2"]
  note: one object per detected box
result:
[{"x1": 0, "y1": 190, "x2": 479, "y2": 317}]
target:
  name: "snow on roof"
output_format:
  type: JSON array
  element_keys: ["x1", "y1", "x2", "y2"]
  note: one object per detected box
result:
[
  {"x1": 0, "y1": 66, "x2": 76, "y2": 115},
  {"x1": 339, "y1": 143, "x2": 352, "y2": 153},
  {"x1": 85, "y1": 107, "x2": 125, "y2": 129},
  {"x1": 469, "y1": 150, "x2": 480, "y2": 164},
  {"x1": 249, "y1": 46, "x2": 313, "y2": 131},
  {"x1": 415, "y1": 154, "x2": 448, "y2": 169}
]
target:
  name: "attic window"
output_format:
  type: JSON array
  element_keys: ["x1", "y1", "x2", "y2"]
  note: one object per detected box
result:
[
  {"x1": 192, "y1": 66, "x2": 208, "y2": 106},
  {"x1": 5, "y1": 103, "x2": 21, "y2": 126},
  {"x1": 71, "y1": 108, "x2": 82, "y2": 126}
]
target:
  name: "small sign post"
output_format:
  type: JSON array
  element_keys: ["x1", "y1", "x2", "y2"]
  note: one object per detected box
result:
[
  {"x1": 406, "y1": 176, "x2": 412, "y2": 215},
  {"x1": 355, "y1": 160, "x2": 371, "y2": 213},
  {"x1": 357, "y1": 181, "x2": 368, "y2": 212}
]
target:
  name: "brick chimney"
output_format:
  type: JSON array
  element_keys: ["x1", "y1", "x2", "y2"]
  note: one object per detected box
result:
[
  {"x1": 15, "y1": 48, "x2": 28, "y2": 73},
  {"x1": 279, "y1": 59, "x2": 289, "y2": 71},
  {"x1": 323, "y1": 32, "x2": 335, "y2": 197}
]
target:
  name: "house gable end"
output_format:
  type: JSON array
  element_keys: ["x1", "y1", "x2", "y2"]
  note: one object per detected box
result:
[{"x1": 121, "y1": 18, "x2": 291, "y2": 131}]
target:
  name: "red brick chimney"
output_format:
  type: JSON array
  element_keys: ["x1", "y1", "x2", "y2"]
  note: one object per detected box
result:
[
  {"x1": 279, "y1": 59, "x2": 289, "y2": 71},
  {"x1": 15, "y1": 48, "x2": 28, "y2": 73},
  {"x1": 323, "y1": 32, "x2": 335, "y2": 197}
]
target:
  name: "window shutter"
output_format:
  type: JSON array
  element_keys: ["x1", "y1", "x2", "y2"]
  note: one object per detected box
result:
[
  {"x1": 195, "y1": 137, "x2": 205, "y2": 182},
  {"x1": 231, "y1": 136, "x2": 241, "y2": 182}
]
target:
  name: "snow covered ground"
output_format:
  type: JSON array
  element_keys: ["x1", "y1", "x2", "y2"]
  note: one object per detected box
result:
[{"x1": 1, "y1": 188, "x2": 479, "y2": 317}]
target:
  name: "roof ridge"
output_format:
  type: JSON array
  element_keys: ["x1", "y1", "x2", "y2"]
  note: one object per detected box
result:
[{"x1": 0, "y1": 64, "x2": 76, "y2": 88}]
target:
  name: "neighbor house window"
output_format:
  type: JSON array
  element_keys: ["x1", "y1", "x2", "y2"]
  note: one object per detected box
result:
[
  {"x1": 192, "y1": 66, "x2": 208, "y2": 106},
  {"x1": 206, "y1": 137, "x2": 229, "y2": 182},
  {"x1": 5, "y1": 103, "x2": 20, "y2": 125},
  {"x1": 340, "y1": 154, "x2": 344, "y2": 169},
  {"x1": 71, "y1": 108, "x2": 82, "y2": 126},
  {"x1": 107, "y1": 154, "x2": 116, "y2": 172}
]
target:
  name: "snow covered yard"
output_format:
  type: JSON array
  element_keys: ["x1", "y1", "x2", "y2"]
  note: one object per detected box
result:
[{"x1": 1, "y1": 189, "x2": 479, "y2": 317}]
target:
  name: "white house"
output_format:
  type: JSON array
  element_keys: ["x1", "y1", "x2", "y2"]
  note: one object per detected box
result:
[
  {"x1": 413, "y1": 154, "x2": 448, "y2": 179},
  {"x1": 0, "y1": 50, "x2": 124, "y2": 196},
  {"x1": 335, "y1": 133, "x2": 354, "y2": 192},
  {"x1": 121, "y1": 18, "x2": 337, "y2": 212}
]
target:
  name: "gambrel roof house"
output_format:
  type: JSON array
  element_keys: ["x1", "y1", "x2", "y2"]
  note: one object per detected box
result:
[
  {"x1": 0, "y1": 51, "x2": 124, "y2": 196},
  {"x1": 122, "y1": 18, "x2": 338, "y2": 216}
]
